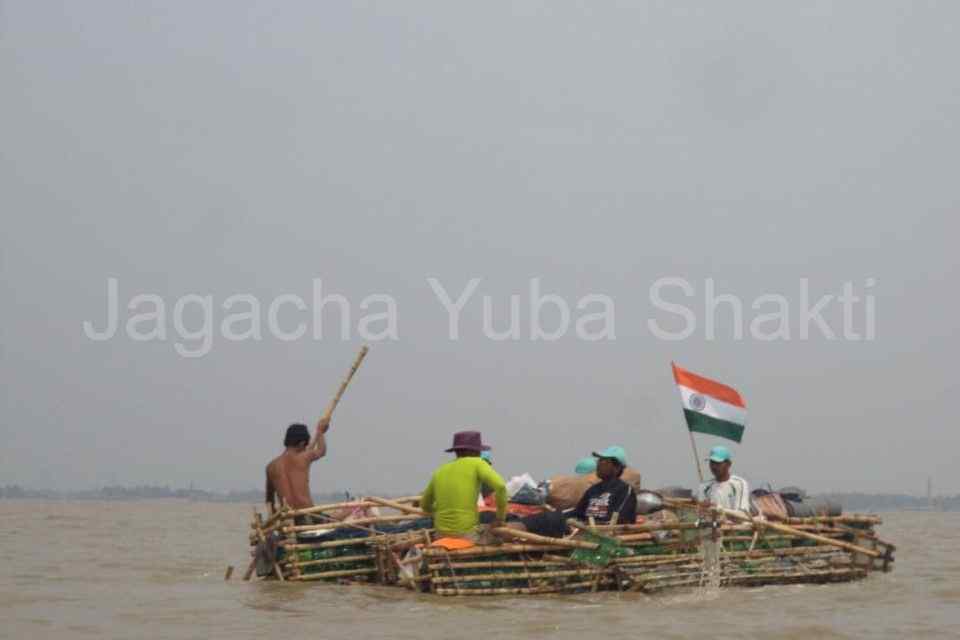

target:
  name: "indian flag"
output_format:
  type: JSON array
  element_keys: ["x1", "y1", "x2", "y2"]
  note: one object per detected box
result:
[{"x1": 672, "y1": 362, "x2": 746, "y2": 443}]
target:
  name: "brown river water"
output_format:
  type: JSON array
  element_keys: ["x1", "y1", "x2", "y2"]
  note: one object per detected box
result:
[{"x1": 1, "y1": 501, "x2": 957, "y2": 639}]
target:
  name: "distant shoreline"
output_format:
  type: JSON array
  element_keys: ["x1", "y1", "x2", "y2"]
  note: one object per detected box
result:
[
  {"x1": 1, "y1": 485, "x2": 957, "y2": 512},
  {"x1": 0, "y1": 485, "x2": 356, "y2": 505}
]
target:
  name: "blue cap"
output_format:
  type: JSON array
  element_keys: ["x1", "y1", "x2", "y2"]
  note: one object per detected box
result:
[
  {"x1": 574, "y1": 457, "x2": 597, "y2": 475},
  {"x1": 592, "y1": 445, "x2": 628, "y2": 467},
  {"x1": 480, "y1": 451, "x2": 493, "y2": 464},
  {"x1": 708, "y1": 445, "x2": 732, "y2": 463}
]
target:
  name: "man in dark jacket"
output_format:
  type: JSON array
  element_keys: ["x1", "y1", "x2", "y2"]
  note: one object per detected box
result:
[{"x1": 570, "y1": 446, "x2": 637, "y2": 524}]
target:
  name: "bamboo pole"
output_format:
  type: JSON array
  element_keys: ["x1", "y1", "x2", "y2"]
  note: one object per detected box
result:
[
  {"x1": 280, "y1": 538, "x2": 376, "y2": 551},
  {"x1": 440, "y1": 549, "x2": 465, "y2": 595},
  {"x1": 421, "y1": 543, "x2": 576, "y2": 558},
  {"x1": 615, "y1": 546, "x2": 846, "y2": 567},
  {"x1": 614, "y1": 554, "x2": 837, "y2": 575},
  {"x1": 612, "y1": 534, "x2": 655, "y2": 543},
  {"x1": 427, "y1": 560, "x2": 572, "y2": 571},
  {"x1": 434, "y1": 580, "x2": 599, "y2": 596},
  {"x1": 596, "y1": 522, "x2": 859, "y2": 542},
  {"x1": 768, "y1": 525, "x2": 852, "y2": 534},
  {"x1": 430, "y1": 568, "x2": 605, "y2": 584},
  {"x1": 567, "y1": 519, "x2": 591, "y2": 533},
  {"x1": 319, "y1": 345, "x2": 369, "y2": 423},
  {"x1": 373, "y1": 544, "x2": 384, "y2": 583},
  {"x1": 687, "y1": 429, "x2": 704, "y2": 483},
  {"x1": 275, "y1": 500, "x2": 386, "y2": 519},
  {"x1": 272, "y1": 528, "x2": 430, "y2": 548},
  {"x1": 376, "y1": 495, "x2": 422, "y2": 505},
  {"x1": 282, "y1": 514, "x2": 424, "y2": 533},
  {"x1": 613, "y1": 534, "x2": 695, "y2": 545},
  {"x1": 260, "y1": 509, "x2": 284, "y2": 531},
  {"x1": 243, "y1": 509, "x2": 258, "y2": 581},
  {"x1": 491, "y1": 527, "x2": 600, "y2": 550},
  {"x1": 292, "y1": 567, "x2": 378, "y2": 582},
  {"x1": 364, "y1": 495, "x2": 428, "y2": 516},
  {"x1": 252, "y1": 510, "x2": 285, "y2": 582},
  {"x1": 590, "y1": 513, "x2": 618, "y2": 592},
  {"x1": 366, "y1": 531, "x2": 437, "y2": 553},
  {"x1": 782, "y1": 515, "x2": 882, "y2": 526},
  {"x1": 279, "y1": 508, "x2": 298, "y2": 581},
  {"x1": 242, "y1": 558, "x2": 256, "y2": 582},
  {"x1": 520, "y1": 554, "x2": 533, "y2": 591},
  {"x1": 376, "y1": 544, "x2": 398, "y2": 585},
  {"x1": 282, "y1": 554, "x2": 372, "y2": 569},
  {"x1": 543, "y1": 554, "x2": 577, "y2": 564},
  {"x1": 719, "y1": 508, "x2": 881, "y2": 558},
  {"x1": 299, "y1": 511, "x2": 390, "y2": 538},
  {"x1": 715, "y1": 533, "x2": 844, "y2": 543},
  {"x1": 583, "y1": 522, "x2": 701, "y2": 534}
]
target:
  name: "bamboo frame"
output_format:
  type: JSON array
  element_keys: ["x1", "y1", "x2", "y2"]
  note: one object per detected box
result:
[
  {"x1": 427, "y1": 560, "x2": 572, "y2": 571},
  {"x1": 280, "y1": 500, "x2": 384, "y2": 519},
  {"x1": 280, "y1": 538, "x2": 376, "y2": 551},
  {"x1": 422, "y1": 543, "x2": 576, "y2": 557},
  {"x1": 782, "y1": 515, "x2": 882, "y2": 526},
  {"x1": 431, "y1": 568, "x2": 605, "y2": 584},
  {"x1": 251, "y1": 509, "x2": 285, "y2": 582},
  {"x1": 434, "y1": 580, "x2": 600, "y2": 596},
  {"x1": 242, "y1": 499, "x2": 894, "y2": 594},
  {"x1": 283, "y1": 554, "x2": 373, "y2": 570},
  {"x1": 719, "y1": 508, "x2": 882, "y2": 558},
  {"x1": 292, "y1": 567, "x2": 378, "y2": 582},
  {"x1": 614, "y1": 545, "x2": 847, "y2": 566},
  {"x1": 281, "y1": 510, "x2": 299, "y2": 581},
  {"x1": 364, "y1": 495, "x2": 427, "y2": 516},
  {"x1": 283, "y1": 514, "x2": 425, "y2": 533},
  {"x1": 491, "y1": 527, "x2": 599, "y2": 550}
]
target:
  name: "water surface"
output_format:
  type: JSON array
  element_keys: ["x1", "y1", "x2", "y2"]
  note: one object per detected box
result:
[{"x1": 1, "y1": 501, "x2": 956, "y2": 639}]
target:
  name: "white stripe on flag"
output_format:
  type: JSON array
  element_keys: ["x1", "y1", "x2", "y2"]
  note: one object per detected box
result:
[{"x1": 678, "y1": 384, "x2": 747, "y2": 425}]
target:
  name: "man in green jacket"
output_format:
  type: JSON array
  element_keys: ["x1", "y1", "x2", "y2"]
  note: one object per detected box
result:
[{"x1": 421, "y1": 431, "x2": 508, "y2": 540}]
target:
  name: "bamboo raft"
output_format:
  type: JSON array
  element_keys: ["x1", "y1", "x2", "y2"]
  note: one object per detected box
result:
[
  {"x1": 243, "y1": 497, "x2": 895, "y2": 596},
  {"x1": 239, "y1": 348, "x2": 896, "y2": 595}
]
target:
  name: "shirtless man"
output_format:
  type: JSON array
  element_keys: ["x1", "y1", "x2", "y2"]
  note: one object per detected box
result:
[{"x1": 265, "y1": 416, "x2": 330, "y2": 513}]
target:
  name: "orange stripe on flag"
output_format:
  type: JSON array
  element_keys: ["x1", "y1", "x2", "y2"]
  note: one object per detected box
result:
[{"x1": 672, "y1": 362, "x2": 746, "y2": 408}]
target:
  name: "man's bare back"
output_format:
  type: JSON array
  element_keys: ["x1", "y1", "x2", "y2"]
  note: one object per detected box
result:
[{"x1": 265, "y1": 418, "x2": 329, "y2": 512}]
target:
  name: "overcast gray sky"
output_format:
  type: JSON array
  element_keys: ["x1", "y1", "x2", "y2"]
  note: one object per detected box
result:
[{"x1": 2, "y1": 1, "x2": 957, "y2": 496}]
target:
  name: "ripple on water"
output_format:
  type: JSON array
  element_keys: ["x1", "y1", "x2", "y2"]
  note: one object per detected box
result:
[
  {"x1": 932, "y1": 587, "x2": 960, "y2": 602},
  {"x1": 3, "y1": 505, "x2": 959, "y2": 640}
]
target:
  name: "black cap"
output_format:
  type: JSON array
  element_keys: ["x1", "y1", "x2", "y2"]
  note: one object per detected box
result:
[{"x1": 284, "y1": 423, "x2": 310, "y2": 447}]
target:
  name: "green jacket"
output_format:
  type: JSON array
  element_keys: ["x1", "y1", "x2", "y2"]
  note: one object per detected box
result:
[{"x1": 421, "y1": 456, "x2": 507, "y2": 536}]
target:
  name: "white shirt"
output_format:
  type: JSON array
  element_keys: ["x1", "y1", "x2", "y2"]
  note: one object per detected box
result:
[{"x1": 697, "y1": 475, "x2": 751, "y2": 514}]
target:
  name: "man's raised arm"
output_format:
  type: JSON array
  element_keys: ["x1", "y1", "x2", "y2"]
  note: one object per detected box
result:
[{"x1": 306, "y1": 416, "x2": 330, "y2": 461}]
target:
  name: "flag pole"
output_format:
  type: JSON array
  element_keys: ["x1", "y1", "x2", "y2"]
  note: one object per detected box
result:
[
  {"x1": 672, "y1": 361, "x2": 705, "y2": 484},
  {"x1": 688, "y1": 428, "x2": 704, "y2": 483}
]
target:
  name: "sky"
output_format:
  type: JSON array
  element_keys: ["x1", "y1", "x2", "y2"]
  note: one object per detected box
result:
[{"x1": 2, "y1": 1, "x2": 958, "y2": 496}]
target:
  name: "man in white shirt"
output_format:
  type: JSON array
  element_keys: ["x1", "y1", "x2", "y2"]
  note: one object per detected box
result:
[{"x1": 697, "y1": 445, "x2": 751, "y2": 516}]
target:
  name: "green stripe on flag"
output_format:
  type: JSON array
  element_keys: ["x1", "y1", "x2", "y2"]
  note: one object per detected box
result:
[{"x1": 683, "y1": 410, "x2": 745, "y2": 443}]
